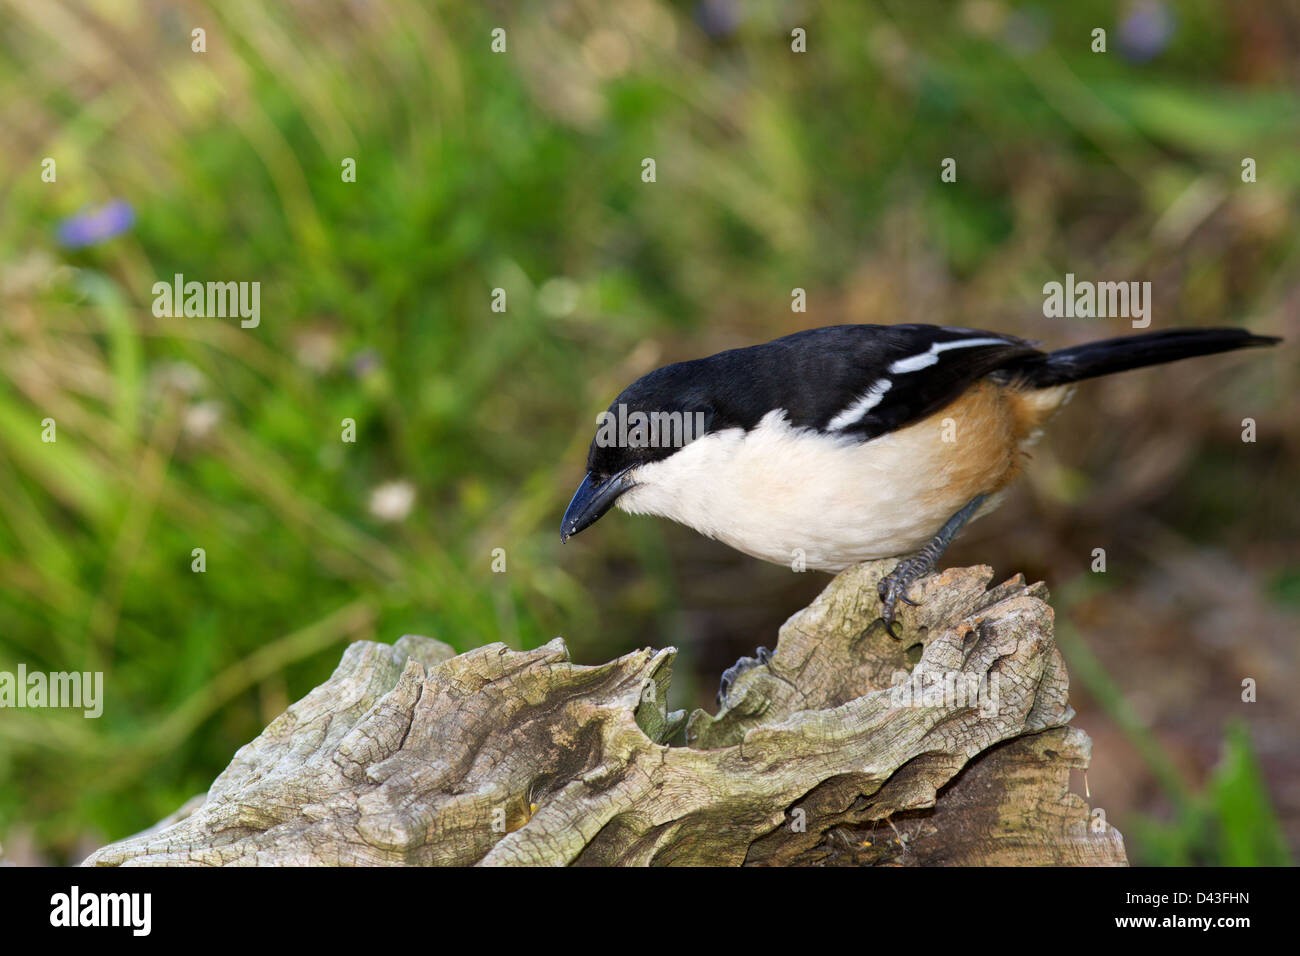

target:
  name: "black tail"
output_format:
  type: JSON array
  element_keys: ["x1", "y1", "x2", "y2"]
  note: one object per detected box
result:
[{"x1": 1012, "y1": 328, "x2": 1280, "y2": 388}]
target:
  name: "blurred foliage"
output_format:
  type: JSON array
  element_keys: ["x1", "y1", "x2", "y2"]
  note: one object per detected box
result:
[
  {"x1": 0, "y1": 0, "x2": 1295, "y2": 863},
  {"x1": 1059, "y1": 614, "x2": 1293, "y2": 866},
  {"x1": 1130, "y1": 722, "x2": 1293, "y2": 866}
]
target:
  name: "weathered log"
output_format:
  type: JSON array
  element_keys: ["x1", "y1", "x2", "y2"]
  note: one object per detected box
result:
[{"x1": 84, "y1": 561, "x2": 1126, "y2": 866}]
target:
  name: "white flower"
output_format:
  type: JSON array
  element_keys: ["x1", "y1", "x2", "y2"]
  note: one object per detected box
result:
[
  {"x1": 183, "y1": 400, "x2": 222, "y2": 439},
  {"x1": 368, "y1": 480, "x2": 416, "y2": 523}
]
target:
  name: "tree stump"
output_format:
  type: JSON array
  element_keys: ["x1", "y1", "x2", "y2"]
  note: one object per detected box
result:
[{"x1": 83, "y1": 561, "x2": 1127, "y2": 866}]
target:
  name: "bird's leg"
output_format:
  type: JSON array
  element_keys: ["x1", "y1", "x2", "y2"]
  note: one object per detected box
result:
[
  {"x1": 717, "y1": 645, "x2": 772, "y2": 705},
  {"x1": 878, "y1": 494, "x2": 989, "y2": 629}
]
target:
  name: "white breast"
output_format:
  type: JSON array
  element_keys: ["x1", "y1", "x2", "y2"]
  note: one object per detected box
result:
[{"x1": 614, "y1": 410, "x2": 981, "y2": 572}]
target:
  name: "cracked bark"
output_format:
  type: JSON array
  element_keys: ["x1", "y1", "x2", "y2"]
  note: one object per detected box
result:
[{"x1": 83, "y1": 561, "x2": 1127, "y2": 866}]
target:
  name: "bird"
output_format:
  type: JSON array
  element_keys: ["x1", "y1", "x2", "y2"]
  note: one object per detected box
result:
[{"x1": 560, "y1": 323, "x2": 1278, "y2": 692}]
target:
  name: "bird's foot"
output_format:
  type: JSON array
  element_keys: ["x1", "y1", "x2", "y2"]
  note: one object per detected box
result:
[
  {"x1": 877, "y1": 555, "x2": 935, "y2": 629},
  {"x1": 876, "y1": 494, "x2": 990, "y2": 630},
  {"x1": 717, "y1": 646, "x2": 772, "y2": 705}
]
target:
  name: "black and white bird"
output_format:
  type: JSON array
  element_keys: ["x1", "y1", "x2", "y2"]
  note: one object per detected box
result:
[{"x1": 561, "y1": 324, "x2": 1278, "y2": 636}]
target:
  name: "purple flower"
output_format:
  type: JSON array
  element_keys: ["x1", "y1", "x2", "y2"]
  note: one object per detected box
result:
[
  {"x1": 1119, "y1": 1, "x2": 1175, "y2": 63},
  {"x1": 695, "y1": 0, "x2": 742, "y2": 39},
  {"x1": 350, "y1": 348, "x2": 381, "y2": 379},
  {"x1": 56, "y1": 199, "x2": 135, "y2": 249}
]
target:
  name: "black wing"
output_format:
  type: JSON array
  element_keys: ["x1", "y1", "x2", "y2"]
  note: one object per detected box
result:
[
  {"x1": 694, "y1": 324, "x2": 1044, "y2": 441},
  {"x1": 587, "y1": 324, "x2": 1044, "y2": 475}
]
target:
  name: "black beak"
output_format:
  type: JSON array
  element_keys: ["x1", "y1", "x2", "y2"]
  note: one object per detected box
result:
[{"x1": 561, "y1": 469, "x2": 634, "y2": 542}]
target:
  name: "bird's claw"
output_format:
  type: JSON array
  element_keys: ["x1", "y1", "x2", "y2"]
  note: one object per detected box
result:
[
  {"x1": 717, "y1": 645, "x2": 772, "y2": 705},
  {"x1": 877, "y1": 558, "x2": 932, "y2": 629}
]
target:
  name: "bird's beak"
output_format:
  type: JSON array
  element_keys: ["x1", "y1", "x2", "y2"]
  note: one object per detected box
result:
[{"x1": 561, "y1": 468, "x2": 634, "y2": 542}]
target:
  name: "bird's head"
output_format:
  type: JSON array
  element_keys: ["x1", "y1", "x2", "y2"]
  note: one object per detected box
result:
[{"x1": 560, "y1": 361, "x2": 717, "y2": 542}]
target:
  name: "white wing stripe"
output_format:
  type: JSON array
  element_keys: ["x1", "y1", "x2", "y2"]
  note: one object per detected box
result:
[
  {"x1": 888, "y1": 337, "x2": 1009, "y2": 374},
  {"x1": 827, "y1": 377, "x2": 892, "y2": 431}
]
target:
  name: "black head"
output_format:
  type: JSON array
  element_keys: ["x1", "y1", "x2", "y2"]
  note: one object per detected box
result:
[
  {"x1": 559, "y1": 328, "x2": 877, "y2": 541},
  {"x1": 561, "y1": 360, "x2": 718, "y2": 541}
]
